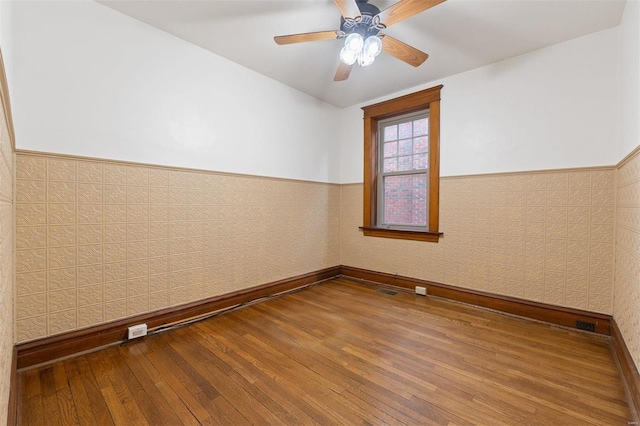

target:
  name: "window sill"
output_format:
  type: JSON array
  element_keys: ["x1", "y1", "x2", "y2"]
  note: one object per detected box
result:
[{"x1": 359, "y1": 227, "x2": 443, "y2": 242}]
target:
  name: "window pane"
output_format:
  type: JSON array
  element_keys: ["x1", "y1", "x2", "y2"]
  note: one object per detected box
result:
[
  {"x1": 397, "y1": 155, "x2": 412, "y2": 171},
  {"x1": 384, "y1": 125, "x2": 398, "y2": 141},
  {"x1": 398, "y1": 122, "x2": 412, "y2": 139},
  {"x1": 413, "y1": 136, "x2": 428, "y2": 154},
  {"x1": 398, "y1": 139, "x2": 412, "y2": 156},
  {"x1": 383, "y1": 141, "x2": 397, "y2": 158},
  {"x1": 383, "y1": 174, "x2": 427, "y2": 226},
  {"x1": 383, "y1": 158, "x2": 397, "y2": 172},
  {"x1": 413, "y1": 118, "x2": 428, "y2": 136},
  {"x1": 413, "y1": 153, "x2": 428, "y2": 169}
]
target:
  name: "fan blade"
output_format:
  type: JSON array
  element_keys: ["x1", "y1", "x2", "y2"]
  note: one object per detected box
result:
[
  {"x1": 274, "y1": 31, "x2": 340, "y2": 45},
  {"x1": 381, "y1": 35, "x2": 428, "y2": 67},
  {"x1": 334, "y1": 62, "x2": 353, "y2": 81},
  {"x1": 333, "y1": 0, "x2": 362, "y2": 20},
  {"x1": 375, "y1": 0, "x2": 446, "y2": 28}
]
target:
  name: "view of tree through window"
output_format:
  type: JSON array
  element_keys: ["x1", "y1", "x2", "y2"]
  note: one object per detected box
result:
[{"x1": 379, "y1": 114, "x2": 429, "y2": 226}]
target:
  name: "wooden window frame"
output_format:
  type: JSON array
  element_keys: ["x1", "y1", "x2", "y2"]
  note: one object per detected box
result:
[{"x1": 360, "y1": 85, "x2": 443, "y2": 243}]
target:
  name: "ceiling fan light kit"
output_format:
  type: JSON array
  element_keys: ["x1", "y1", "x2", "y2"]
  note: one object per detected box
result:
[
  {"x1": 339, "y1": 33, "x2": 382, "y2": 66},
  {"x1": 338, "y1": 1, "x2": 383, "y2": 67},
  {"x1": 274, "y1": 0, "x2": 445, "y2": 81}
]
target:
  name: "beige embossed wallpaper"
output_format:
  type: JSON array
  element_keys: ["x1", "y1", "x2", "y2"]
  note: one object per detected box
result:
[
  {"x1": 615, "y1": 149, "x2": 640, "y2": 372},
  {"x1": 14, "y1": 153, "x2": 340, "y2": 343},
  {"x1": 0, "y1": 86, "x2": 14, "y2": 424},
  {"x1": 13, "y1": 159, "x2": 625, "y2": 343},
  {"x1": 341, "y1": 169, "x2": 616, "y2": 314}
]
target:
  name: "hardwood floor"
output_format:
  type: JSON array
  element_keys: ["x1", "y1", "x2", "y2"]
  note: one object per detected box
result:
[{"x1": 17, "y1": 278, "x2": 633, "y2": 425}]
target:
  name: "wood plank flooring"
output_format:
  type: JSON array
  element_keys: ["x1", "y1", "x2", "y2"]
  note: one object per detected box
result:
[{"x1": 16, "y1": 278, "x2": 633, "y2": 425}]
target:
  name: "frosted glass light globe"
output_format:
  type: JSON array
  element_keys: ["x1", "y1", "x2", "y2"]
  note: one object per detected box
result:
[
  {"x1": 344, "y1": 33, "x2": 364, "y2": 52},
  {"x1": 340, "y1": 46, "x2": 358, "y2": 65},
  {"x1": 358, "y1": 52, "x2": 375, "y2": 67},
  {"x1": 363, "y1": 36, "x2": 383, "y2": 57}
]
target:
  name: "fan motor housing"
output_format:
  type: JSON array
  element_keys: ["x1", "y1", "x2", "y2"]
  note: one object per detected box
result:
[{"x1": 340, "y1": 1, "x2": 383, "y2": 38}]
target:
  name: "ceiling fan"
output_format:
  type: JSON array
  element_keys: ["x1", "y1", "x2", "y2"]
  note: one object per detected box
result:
[{"x1": 274, "y1": 0, "x2": 446, "y2": 81}]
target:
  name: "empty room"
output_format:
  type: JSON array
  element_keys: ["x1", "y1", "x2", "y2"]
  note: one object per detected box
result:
[{"x1": 0, "y1": 0, "x2": 639, "y2": 424}]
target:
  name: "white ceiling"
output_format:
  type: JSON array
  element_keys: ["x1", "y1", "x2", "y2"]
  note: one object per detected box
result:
[{"x1": 98, "y1": 0, "x2": 626, "y2": 108}]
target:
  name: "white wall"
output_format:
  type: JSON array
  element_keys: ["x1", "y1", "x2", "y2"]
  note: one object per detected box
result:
[
  {"x1": 11, "y1": 1, "x2": 342, "y2": 183},
  {"x1": 618, "y1": 0, "x2": 640, "y2": 160},
  {"x1": 340, "y1": 27, "x2": 620, "y2": 183},
  {"x1": 0, "y1": 1, "x2": 12, "y2": 89}
]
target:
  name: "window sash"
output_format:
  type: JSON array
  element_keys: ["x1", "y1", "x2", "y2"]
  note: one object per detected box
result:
[{"x1": 378, "y1": 171, "x2": 429, "y2": 227}]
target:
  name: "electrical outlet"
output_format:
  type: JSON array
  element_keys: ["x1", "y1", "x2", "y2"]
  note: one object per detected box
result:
[
  {"x1": 576, "y1": 321, "x2": 595, "y2": 332},
  {"x1": 128, "y1": 324, "x2": 147, "y2": 339},
  {"x1": 415, "y1": 286, "x2": 427, "y2": 296}
]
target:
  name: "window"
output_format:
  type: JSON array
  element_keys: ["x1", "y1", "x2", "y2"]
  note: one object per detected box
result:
[{"x1": 360, "y1": 85, "x2": 442, "y2": 242}]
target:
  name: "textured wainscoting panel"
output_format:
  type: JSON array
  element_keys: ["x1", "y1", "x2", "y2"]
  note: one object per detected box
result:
[
  {"x1": 341, "y1": 169, "x2": 616, "y2": 314},
  {"x1": 614, "y1": 149, "x2": 640, "y2": 376},
  {"x1": 0, "y1": 88, "x2": 14, "y2": 425},
  {"x1": 15, "y1": 152, "x2": 340, "y2": 342}
]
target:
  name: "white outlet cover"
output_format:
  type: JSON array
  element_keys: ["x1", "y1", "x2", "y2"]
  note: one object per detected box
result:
[
  {"x1": 128, "y1": 324, "x2": 147, "y2": 339},
  {"x1": 415, "y1": 286, "x2": 427, "y2": 296}
]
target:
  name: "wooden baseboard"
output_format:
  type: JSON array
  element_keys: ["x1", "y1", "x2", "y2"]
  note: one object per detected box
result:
[
  {"x1": 340, "y1": 265, "x2": 612, "y2": 335},
  {"x1": 16, "y1": 266, "x2": 340, "y2": 369},
  {"x1": 611, "y1": 319, "x2": 640, "y2": 421},
  {"x1": 7, "y1": 346, "x2": 17, "y2": 425}
]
